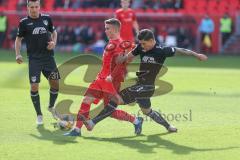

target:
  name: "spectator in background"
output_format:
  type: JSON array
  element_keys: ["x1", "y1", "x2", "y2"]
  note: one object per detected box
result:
[
  {"x1": 115, "y1": 0, "x2": 139, "y2": 43},
  {"x1": 79, "y1": 25, "x2": 95, "y2": 45},
  {"x1": 71, "y1": 0, "x2": 82, "y2": 9},
  {"x1": 220, "y1": 13, "x2": 233, "y2": 46},
  {"x1": 144, "y1": 0, "x2": 156, "y2": 9},
  {"x1": 17, "y1": 0, "x2": 27, "y2": 10},
  {"x1": 52, "y1": 0, "x2": 183, "y2": 10},
  {"x1": 162, "y1": 0, "x2": 175, "y2": 9},
  {"x1": 165, "y1": 26, "x2": 177, "y2": 46},
  {"x1": 174, "y1": 0, "x2": 183, "y2": 9},
  {"x1": 199, "y1": 14, "x2": 215, "y2": 53},
  {"x1": 0, "y1": 12, "x2": 7, "y2": 48},
  {"x1": 176, "y1": 27, "x2": 192, "y2": 49},
  {"x1": 8, "y1": 26, "x2": 18, "y2": 48},
  {"x1": 63, "y1": 0, "x2": 72, "y2": 9},
  {"x1": 132, "y1": 0, "x2": 144, "y2": 9},
  {"x1": 54, "y1": 0, "x2": 64, "y2": 8},
  {"x1": 157, "y1": 25, "x2": 168, "y2": 44}
]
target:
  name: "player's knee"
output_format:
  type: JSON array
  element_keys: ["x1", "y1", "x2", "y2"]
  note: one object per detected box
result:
[
  {"x1": 49, "y1": 80, "x2": 59, "y2": 90},
  {"x1": 83, "y1": 96, "x2": 94, "y2": 104},
  {"x1": 110, "y1": 95, "x2": 123, "y2": 105},
  {"x1": 31, "y1": 83, "x2": 39, "y2": 92},
  {"x1": 141, "y1": 108, "x2": 151, "y2": 115}
]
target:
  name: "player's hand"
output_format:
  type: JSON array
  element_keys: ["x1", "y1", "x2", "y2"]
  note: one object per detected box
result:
[
  {"x1": 116, "y1": 54, "x2": 127, "y2": 64},
  {"x1": 47, "y1": 41, "x2": 56, "y2": 50},
  {"x1": 196, "y1": 54, "x2": 208, "y2": 61},
  {"x1": 16, "y1": 54, "x2": 23, "y2": 64},
  {"x1": 105, "y1": 75, "x2": 112, "y2": 82}
]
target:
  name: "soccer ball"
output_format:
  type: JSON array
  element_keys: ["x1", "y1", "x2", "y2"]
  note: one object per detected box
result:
[{"x1": 54, "y1": 114, "x2": 74, "y2": 130}]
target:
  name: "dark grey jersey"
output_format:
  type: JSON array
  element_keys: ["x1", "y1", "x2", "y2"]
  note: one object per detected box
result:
[
  {"x1": 132, "y1": 43, "x2": 176, "y2": 85},
  {"x1": 17, "y1": 14, "x2": 56, "y2": 58}
]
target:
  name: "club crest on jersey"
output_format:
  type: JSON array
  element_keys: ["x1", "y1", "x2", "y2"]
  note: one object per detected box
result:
[
  {"x1": 119, "y1": 40, "x2": 132, "y2": 50},
  {"x1": 43, "y1": 20, "x2": 48, "y2": 26},
  {"x1": 31, "y1": 76, "x2": 37, "y2": 83},
  {"x1": 105, "y1": 43, "x2": 117, "y2": 51}
]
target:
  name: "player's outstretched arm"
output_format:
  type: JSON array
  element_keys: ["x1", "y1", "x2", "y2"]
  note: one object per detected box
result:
[
  {"x1": 116, "y1": 52, "x2": 135, "y2": 64},
  {"x1": 175, "y1": 48, "x2": 208, "y2": 61},
  {"x1": 15, "y1": 37, "x2": 23, "y2": 64}
]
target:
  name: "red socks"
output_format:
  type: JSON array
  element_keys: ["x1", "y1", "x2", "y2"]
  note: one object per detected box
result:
[
  {"x1": 76, "y1": 103, "x2": 91, "y2": 128},
  {"x1": 111, "y1": 109, "x2": 135, "y2": 123}
]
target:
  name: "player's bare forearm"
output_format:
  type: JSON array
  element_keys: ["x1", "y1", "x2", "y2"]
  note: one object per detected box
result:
[
  {"x1": 116, "y1": 52, "x2": 135, "y2": 64},
  {"x1": 133, "y1": 21, "x2": 139, "y2": 34},
  {"x1": 15, "y1": 37, "x2": 22, "y2": 56},
  {"x1": 15, "y1": 37, "x2": 23, "y2": 64},
  {"x1": 47, "y1": 30, "x2": 57, "y2": 50},
  {"x1": 175, "y1": 48, "x2": 208, "y2": 61},
  {"x1": 51, "y1": 30, "x2": 57, "y2": 44}
]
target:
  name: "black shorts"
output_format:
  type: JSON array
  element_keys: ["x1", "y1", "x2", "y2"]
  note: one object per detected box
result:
[
  {"x1": 119, "y1": 84, "x2": 155, "y2": 109},
  {"x1": 28, "y1": 57, "x2": 60, "y2": 83}
]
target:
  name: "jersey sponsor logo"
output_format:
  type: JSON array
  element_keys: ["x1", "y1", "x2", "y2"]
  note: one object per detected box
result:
[
  {"x1": 27, "y1": 23, "x2": 33, "y2": 26},
  {"x1": 142, "y1": 56, "x2": 156, "y2": 63},
  {"x1": 43, "y1": 20, "x2": 48, "y2": 26},
  {"x1": 32, "y1": 27, "x2": 47, "y2": 35}
]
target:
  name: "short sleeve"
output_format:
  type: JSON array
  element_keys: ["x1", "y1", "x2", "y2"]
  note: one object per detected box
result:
[
  {"x1": 131, "y1": 44, "x2": 142, "y2": 56},
  {"x1": 162, "y1": 46, "x2": 176, "y2": 57},
  {"x1": 48, "y1": 17, "x2": 55, "y2": 33},
  {"x1": 17, "y1": 21, "x2": 26, "y2": 38}
]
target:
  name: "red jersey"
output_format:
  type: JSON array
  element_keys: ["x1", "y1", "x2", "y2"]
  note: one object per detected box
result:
[
  {"x1": 115, "y1": 8, "x2": 137, "y2": 42},
  {"x1": 97, "y1": 38, "x2": 127, "y2": 82}
]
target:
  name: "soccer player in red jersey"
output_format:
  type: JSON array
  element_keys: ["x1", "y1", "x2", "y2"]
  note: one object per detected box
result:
[
  {"x1": 64, "y1": 18, "x2": 143, "y2": 137},
  {"x1": 115, "y1": 0, "x2": 139, "y2": 43}
]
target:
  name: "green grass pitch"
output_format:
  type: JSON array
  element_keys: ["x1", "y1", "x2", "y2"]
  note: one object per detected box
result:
[{"x1": 0, "y1": 50, "x2": 239, "y2": 160}]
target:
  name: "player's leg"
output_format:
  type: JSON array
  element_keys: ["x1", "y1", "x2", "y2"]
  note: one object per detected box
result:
[
  {"x1": 48, "y1": 79, "x2": 59, "y2": 119},
  {"x1": 76, "y1": 94, "x2": 95, "y2": 129},
  {"x1": 31, "y1": 83, "x2": 42, "y2": 124},
  {"x1": 106, "y1": 95, "x2": 143, "y2": 135},
  {"x1": 64, "y1": 80, "x2": 102, "y2": 136},
  {"x1": 29, "y1": 59, "x2": 42, "y2": 125},
  {"x1": 110, "y1": 109, "x2": 143, "y2": 135},
  {"x1": 63, "y1": 95, "x2": 95, "y2": 137},
  {"x1": 138, "y1": 99, "x2": 177, "y2": 133},
  {"x1": 108, "y1": 85, "x2": 150, "y2": 134},
  {"x1": 85, "y1": 85, "x2": 138, "y2": 130},
  {"x1": 42, "y1": 57, "x2": 60, "y2": 119},
  {"x1": 102, "y1": 87, "x2": 137, "y2": 125}
]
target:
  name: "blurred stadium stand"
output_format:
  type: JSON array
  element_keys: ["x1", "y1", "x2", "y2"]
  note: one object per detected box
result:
[{"x1": 0, "y1": 0, "x2": 240, "y2": 54}]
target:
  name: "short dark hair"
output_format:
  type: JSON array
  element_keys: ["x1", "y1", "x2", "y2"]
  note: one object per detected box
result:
[
  {"x1": 27, "y1": 0, "x2": 40, "y2": 5},
  {"x1": 138, "y1": 29, "x2": 155, "y2": 41},
  {"x1": 104, "y1": 18, "x2": 121, "y2": 29}
]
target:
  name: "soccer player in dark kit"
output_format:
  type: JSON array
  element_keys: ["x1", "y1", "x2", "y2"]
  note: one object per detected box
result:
[
  {"x1": 79, "y1": 29, "x2": 208, "y2": 134},
  {"x1": 15, "y1": 0, "x2": 60, "y2": 125},
  {"x1": 64, "y1": 18, "x2": 143, "y2": 137}
]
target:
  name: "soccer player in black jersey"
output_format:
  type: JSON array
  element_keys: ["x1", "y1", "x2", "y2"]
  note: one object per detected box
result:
[
  {"x1": 15, "y1": 0, "x2": 60, "y2": 125},
  {"x1": 79, "y1": 29, "x2": 208, "y2": 134}
]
